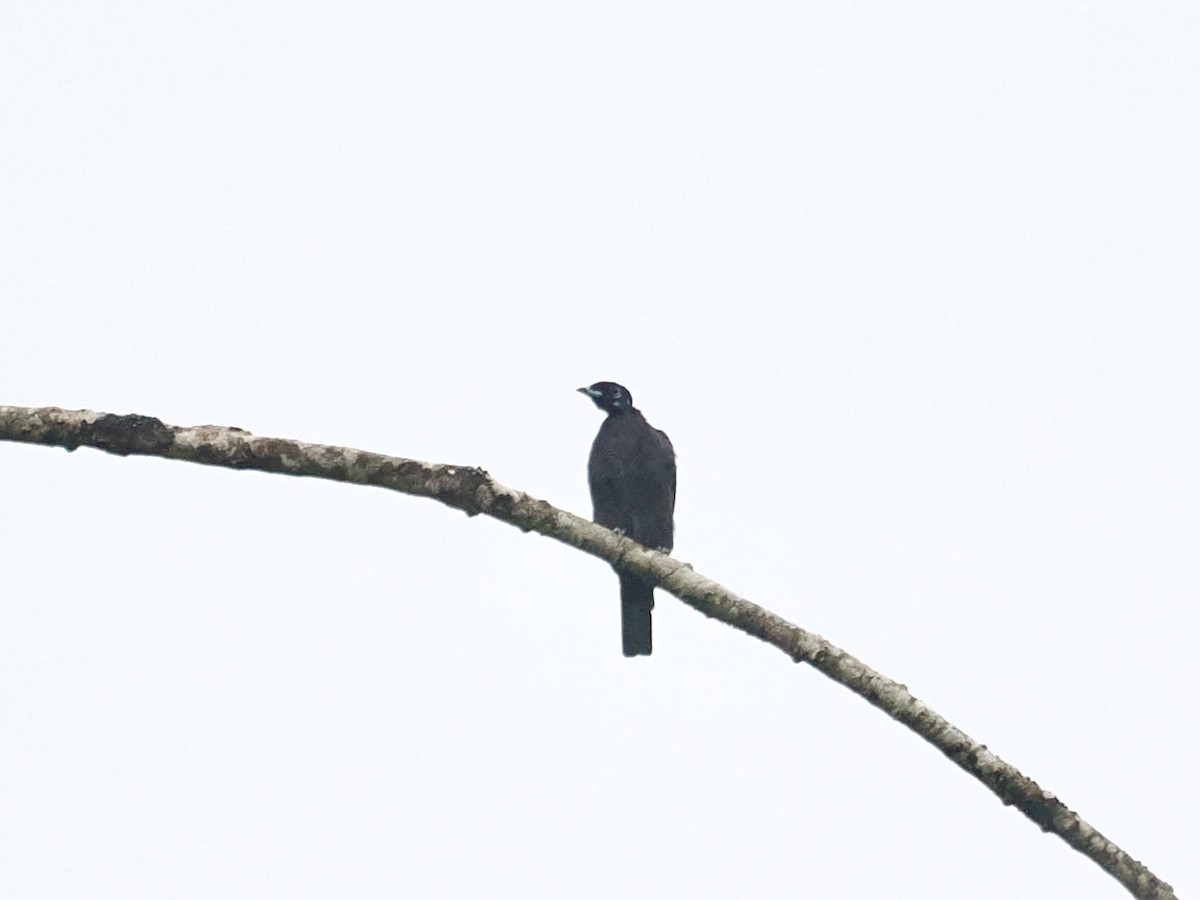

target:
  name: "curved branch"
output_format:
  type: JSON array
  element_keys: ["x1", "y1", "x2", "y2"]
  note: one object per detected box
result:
[{"x1": 0, "y1": 405, "x2": 1175, "y2": 900}]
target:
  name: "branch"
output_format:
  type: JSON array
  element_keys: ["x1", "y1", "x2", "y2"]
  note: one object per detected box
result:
[{"x1": 0, "y1": 405, "x2": 1175, "y2": 900}]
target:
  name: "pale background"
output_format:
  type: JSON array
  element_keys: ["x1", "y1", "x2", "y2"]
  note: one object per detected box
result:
[{"x1": 2, "y1": 3, "x2": 1196, "y2": 898}]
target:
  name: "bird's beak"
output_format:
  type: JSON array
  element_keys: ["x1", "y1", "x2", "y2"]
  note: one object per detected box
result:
[{"x1": 578, "y1": 387, "x2": 601, "y2": 398}]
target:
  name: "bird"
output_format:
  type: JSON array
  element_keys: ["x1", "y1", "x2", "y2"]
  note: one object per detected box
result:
[{"x1": 578, "y1": 381, "x2": 676, "y2": 656}]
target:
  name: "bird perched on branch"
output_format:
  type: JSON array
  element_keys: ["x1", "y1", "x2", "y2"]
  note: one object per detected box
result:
[{"x1": 578, "y1": 382, "x2": 676, "y2": 657}]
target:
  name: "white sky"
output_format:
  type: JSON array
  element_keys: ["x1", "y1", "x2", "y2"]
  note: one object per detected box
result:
[{"x1": 2, "y1": 3, "x2": 1197, "y2": 898}]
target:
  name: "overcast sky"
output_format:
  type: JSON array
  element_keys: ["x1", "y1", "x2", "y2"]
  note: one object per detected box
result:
[{"x1": 2, "y1": 3, "x2": 1197, "y2": 898}]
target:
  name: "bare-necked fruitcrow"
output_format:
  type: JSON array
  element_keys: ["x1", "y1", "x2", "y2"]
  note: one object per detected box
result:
[{"x1": 578, "y1": 382, "x2": 676, "y2": 657}]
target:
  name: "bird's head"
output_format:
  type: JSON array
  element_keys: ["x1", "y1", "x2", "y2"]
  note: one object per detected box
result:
[{"x1": 578, "y1": 381, "x2": 633, "y2": 414}]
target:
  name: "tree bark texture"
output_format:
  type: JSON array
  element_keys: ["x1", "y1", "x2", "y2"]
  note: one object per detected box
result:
[{"x1": 0, "y1": 405, "x2": 1176, "y2": 900}]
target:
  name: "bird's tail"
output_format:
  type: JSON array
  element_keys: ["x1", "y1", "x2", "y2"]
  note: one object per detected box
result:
[{"x1": 619, "y1": 574, "x2": 654, "y2": 657}]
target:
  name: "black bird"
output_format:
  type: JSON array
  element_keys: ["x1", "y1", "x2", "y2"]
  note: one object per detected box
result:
[{"x1": 578, "y1": 382, "x2": 676, "y2": 657}]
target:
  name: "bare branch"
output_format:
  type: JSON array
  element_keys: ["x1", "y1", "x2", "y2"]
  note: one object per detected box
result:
[{"x1": 0, "y1": 405, "x2": 1176, "y2": 900}]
